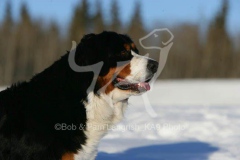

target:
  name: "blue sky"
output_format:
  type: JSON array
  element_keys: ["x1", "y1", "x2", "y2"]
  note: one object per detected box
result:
[{"x1": 0, "y1": 0, "x2": 239, "y2": 36}]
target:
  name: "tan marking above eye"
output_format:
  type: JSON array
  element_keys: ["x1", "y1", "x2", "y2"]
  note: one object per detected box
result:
[
  {"x1": 124, "y1": 44, "x2": 131, "y2": 51},
  {"x1": 131, "y1": 43, "x2": 136, "y2": 49}
]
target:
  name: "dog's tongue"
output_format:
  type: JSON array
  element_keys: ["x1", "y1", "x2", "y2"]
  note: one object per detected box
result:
[{"x1": 137, "y1": 82, "x2": 150, "y2": 91}]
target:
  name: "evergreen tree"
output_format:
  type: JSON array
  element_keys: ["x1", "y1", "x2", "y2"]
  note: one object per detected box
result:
[
  {"x1": 35, "y1": 21, "x2": 61, "y2": 72},
  {"x1": 127, "y1": 1, "x2": 146, "y2": 56},
  {"x1": 13, "y1": 3, "x2": 34, "y2": 81},
  {"x1": 20, "y1": 3, "x2": 31, "y2": 26},
  {"x1": 93, "y1": 0, "x2": 105, "y2": 33},
  {"x1": 2, "y1": 1, "x2": 13, "y2": 31},
  {"x1": 68, "y1": 0, "x2": 90, "y2": 42},
  {"x1": 110, "y1": 0, "x2": 121, "y2": 32},
  {"x1": 128, "y1": 1, "x2": 145, "y2": 37},
  {"x1": 204, "y1": 0, "x2": 233, "y2": 77},
  {"x1": 0, "y1": 1, "x2": 14, "y2": 84}
]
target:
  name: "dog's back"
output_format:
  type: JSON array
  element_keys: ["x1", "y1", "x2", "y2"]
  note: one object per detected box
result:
[{"x1": 0, "y1": 58, "x2": 88, "y2": 160}]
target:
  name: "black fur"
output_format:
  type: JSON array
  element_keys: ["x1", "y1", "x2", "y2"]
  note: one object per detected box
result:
[{"x1": 0, "y1": 31, "x2": 137, "y2": 160}]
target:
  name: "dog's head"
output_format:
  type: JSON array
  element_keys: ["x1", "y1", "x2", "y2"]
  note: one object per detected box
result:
[{"x1": 74, "y1": 31, "x2": 158, "y2": 102}]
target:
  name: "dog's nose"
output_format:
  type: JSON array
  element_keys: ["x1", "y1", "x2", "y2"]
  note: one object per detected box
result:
[{"x1": 147, "y1": 60, "x2": 159, "y2": 73}]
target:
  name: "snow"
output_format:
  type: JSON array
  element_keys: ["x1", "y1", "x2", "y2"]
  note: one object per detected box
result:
[
  {"x1": 0, "y1": 87, "x2": 6, "y2": 91},
  {"x1": 1, "y1": 80, "x2": 240, "y2": 160},
  {"x1": 97, "y1": 80, "x2": 240, "y2": 160}
]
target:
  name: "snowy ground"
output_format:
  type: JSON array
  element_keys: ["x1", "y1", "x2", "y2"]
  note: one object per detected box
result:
[
  {"x1": 97, "y1": 80, "x2": 240, "y2": 160},
  {"x1": 1, "y1": 80, "x2": 240, "y2": 160}
]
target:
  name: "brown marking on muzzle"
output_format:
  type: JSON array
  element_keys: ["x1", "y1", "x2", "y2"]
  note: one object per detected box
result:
[
  {"x1": 61, "y1": 152, "x2": 74, "y2": 160},
  {"x1": 97, "y1": 63, "x2": 131, "y2": 94}
]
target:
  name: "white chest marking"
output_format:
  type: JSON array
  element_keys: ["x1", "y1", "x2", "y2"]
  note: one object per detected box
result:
[{"x1": 74, "y1": 92, "x2": 127, "y2": 160}]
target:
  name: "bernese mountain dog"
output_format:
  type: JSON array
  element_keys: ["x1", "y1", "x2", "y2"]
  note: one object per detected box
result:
[{"x1": 0, "y1": 31, "x2": 158, "y2": 160}]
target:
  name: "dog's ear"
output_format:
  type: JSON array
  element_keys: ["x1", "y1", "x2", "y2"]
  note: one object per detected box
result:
[{"x1": 75, "y1": 33, "x2": 99, "y2": 66}]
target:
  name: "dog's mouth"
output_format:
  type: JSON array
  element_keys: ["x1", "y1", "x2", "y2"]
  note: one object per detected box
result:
[{"x1": 113, "y1": 77, "x2": 151, "y2": 92}]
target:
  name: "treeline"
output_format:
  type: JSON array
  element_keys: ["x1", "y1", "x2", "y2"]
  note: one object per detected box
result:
[{"x1": 0, "y1": 0, "x2": 239, "y2": 85}]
